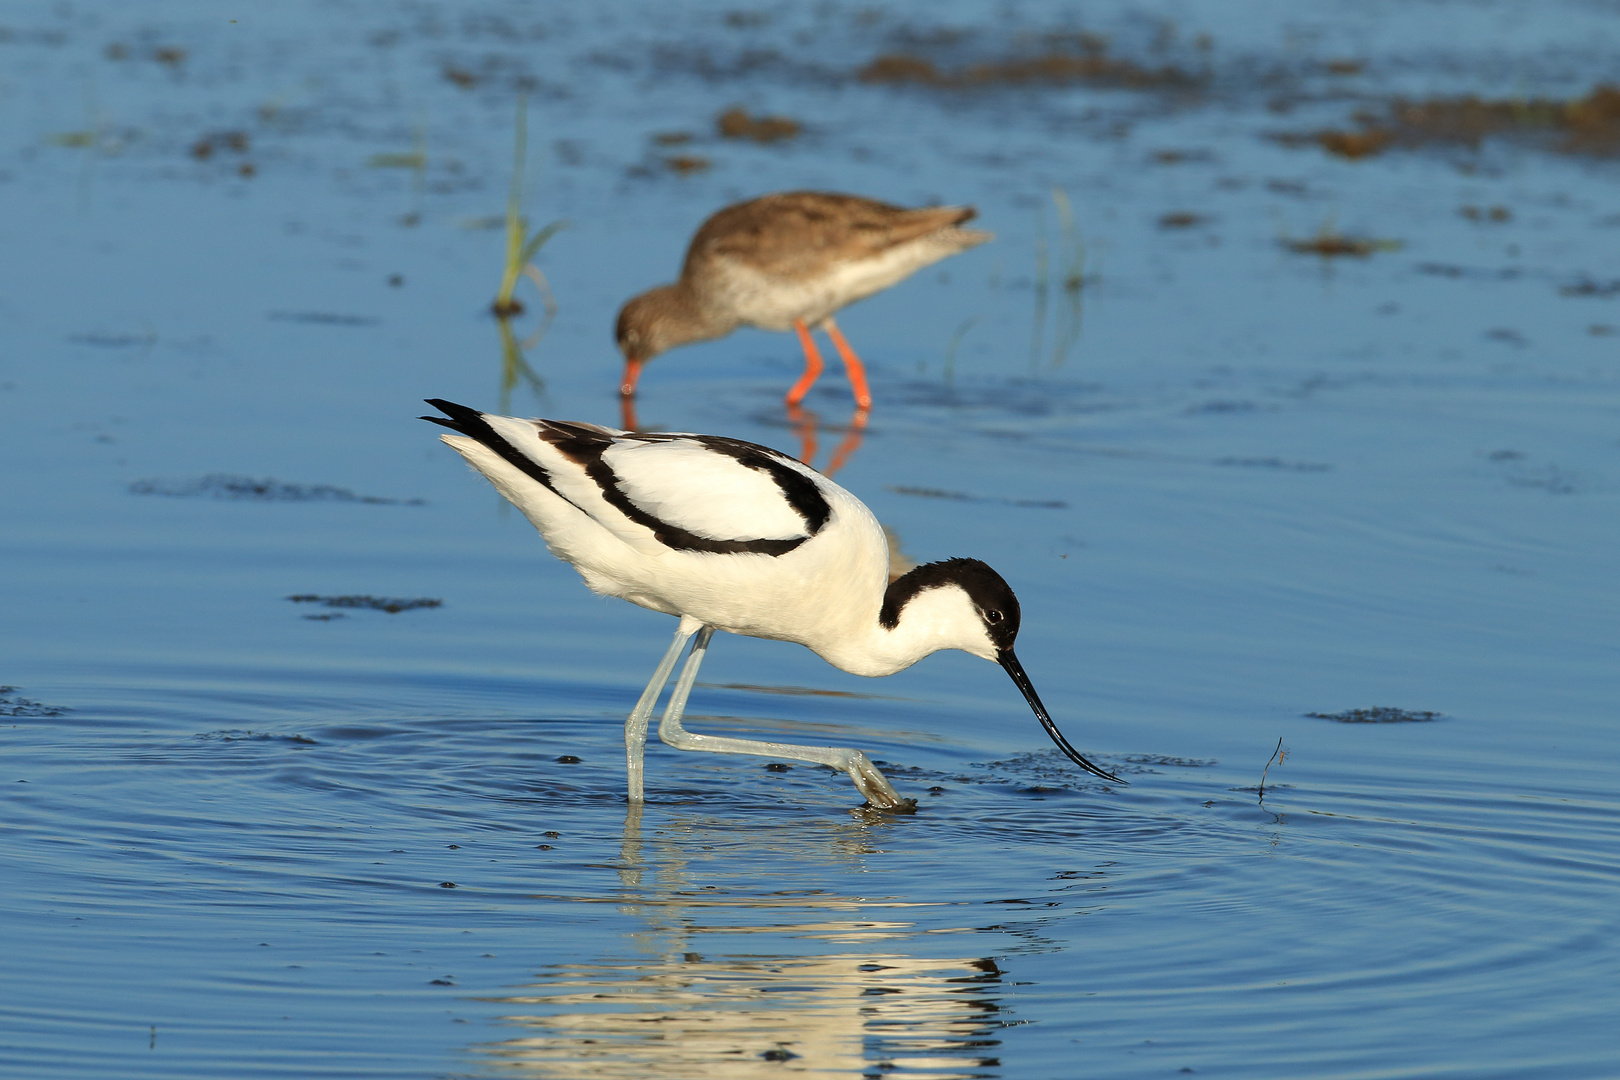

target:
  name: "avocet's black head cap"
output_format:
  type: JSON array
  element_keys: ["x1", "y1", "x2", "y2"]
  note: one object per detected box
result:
[
  {"x1": 880, "y1": 557, "x2": 1019, "y2": 647},
  {"x1": 885, "y1": 558, "x2": 1125, "y2": 785}
]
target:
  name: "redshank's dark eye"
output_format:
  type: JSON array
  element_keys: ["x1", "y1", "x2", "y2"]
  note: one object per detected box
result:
[{"x1": 985, "y1": 609, "x2": 1003, "y2": 624}]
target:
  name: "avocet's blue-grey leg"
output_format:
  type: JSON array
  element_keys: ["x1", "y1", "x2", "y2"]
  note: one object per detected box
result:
[
  {"x1": 626, "y1": 615, "x2": 702, "y2": 803},
  {"x1": 657, "y1": 627, "x2": 911, "y2": 811}
]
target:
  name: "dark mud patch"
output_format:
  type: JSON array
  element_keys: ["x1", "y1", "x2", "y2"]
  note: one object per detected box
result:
[
  {"x1": 1283, "y1": 84, "x2": 1620, "y2": 159},
  {"x1": 716, "y1": 106, "x2": 800, "y2": 142},
  {"x1": 1118, "y1": 754, "x2": 1216, "y2": 768},
  {"x1": 663, "y1": 155, "x2": 710, "y2": 175},
  {"x1": 130, "y1": 475, "x2": 424, "y2": 505},
  {"x1": 1559, "y1": 277, "x2": 1620, "y2": 298},
  {"x1": 189, "y1": 130, "x2": 250, "y2": 160},
  {"x1": 69, "y1": 331, "x2": 156, "y2": 349},
  {"x1": 1158, "y1": 211, "x2": 1209, "y2": 228},
  {"x1": 197, "y1": 729, "x2": 318, "y2": 744},
  {"x1": 0, "y1": 686, "x2": 69, "y2": 718},
  {"x1": 1305, "y1": 707, "x2": 1441, "y2": 723},
  {"x1": 1211, "y1": 456, "x2": 1331, "y2": 472},
  {"x1": 1417, "y1": 262, "x2": 1522, "y2": 282},
  {"x1": 288, "y1": 595, "x2": 442, "y2": 614},
  {"x1": 887, "y1": 485, "x2": 1067, "y2": 509}
]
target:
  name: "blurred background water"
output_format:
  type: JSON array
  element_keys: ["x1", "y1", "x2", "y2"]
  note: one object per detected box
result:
[{"x1": 2, "y1": 1, "x2": 1618, "y2": 1076}]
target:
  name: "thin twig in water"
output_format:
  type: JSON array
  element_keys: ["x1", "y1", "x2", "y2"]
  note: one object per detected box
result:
[
  {"x1": 1030, "y1": 201, "x2": 1048, "y2": 373},
  {"x1": 1258, "y1": 737, "x2": 1285, "y2": 800},
  {"x1": 943, "y1": 315, "x2": 979, "y2": 385},
  {"x1": 1049, "y1": 186, "x2": 1087, "y2": 368},
  {"x1": 519, "y1": 264, "x2": 559, "y2": 349}
]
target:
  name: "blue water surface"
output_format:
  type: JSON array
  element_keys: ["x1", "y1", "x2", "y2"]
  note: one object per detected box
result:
[{"x1": 3, "y1": 1, "x2": 1619, "y2": 1077}]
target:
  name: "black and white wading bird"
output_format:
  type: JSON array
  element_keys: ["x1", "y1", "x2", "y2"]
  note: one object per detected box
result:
[{"x1": 422, "y1": 399, "x2": 1122, "y2": 810}]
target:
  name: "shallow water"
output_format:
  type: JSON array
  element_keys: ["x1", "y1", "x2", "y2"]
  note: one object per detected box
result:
[{"x1": 4, "y1": 1, "x2": 1620, "y2": 1077}]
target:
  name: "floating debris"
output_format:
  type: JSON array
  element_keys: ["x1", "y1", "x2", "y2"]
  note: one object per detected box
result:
[
  {"x1": 131, "y1": 475, "x2": 424, "y2": 504},
  {"x1": 664, "y1": 155, "x2": 710, "y2": 175},
  {"x1": 287, "y1": 595, "x2": 443, "y2": 614},
  {"x1": 1460, "y1": 204, "x2": 1512, "y2": 222},
  {"x1": 716, "y1": 107, "x2": 801, "y2": 143},
  {"x1": 1305, "y1": 707, "x2": 1441, "y2": 723}
]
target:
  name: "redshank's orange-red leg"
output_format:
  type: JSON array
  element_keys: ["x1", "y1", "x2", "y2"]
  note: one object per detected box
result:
[
  {"x1": 619, "y1": 358, "x2": 645, "y2": 399},
  {"x1": 822, "y1": 317, "x2": 873, "y2": 411},
  {"x1": 786, "y1": 320, "x2": 825, "y2": 407},
  {"x1": 620, "y1": 394, "x2": 642, "y2": 433}
]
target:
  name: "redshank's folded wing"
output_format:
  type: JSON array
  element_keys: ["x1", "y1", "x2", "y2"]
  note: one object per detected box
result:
[{"x1": 690, "y1": 192, "x2": 982, "y2": 280}]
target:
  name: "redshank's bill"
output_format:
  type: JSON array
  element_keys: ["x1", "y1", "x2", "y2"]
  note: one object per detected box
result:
[{"x1": 615, "y1": 191, "x2": 992, "y2": 413}]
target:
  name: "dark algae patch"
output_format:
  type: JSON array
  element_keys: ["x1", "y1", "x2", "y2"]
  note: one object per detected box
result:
[
  {"x1": 288, "y1": 595, "x2": 443, "y2": 614},
  {"x1": 1288, "y1": 84, "x2": 1620, "y2": 159},
  {"x1": 1284, "y1": 224, "x2": 1400, "y2": 258},
  {"x1": 1, "y1": 686, "x2": 69, "y2": 718},
  {"x1": 1306, "y1": 707, "x2": 1442, "y2": 723},
  {"x1": 130, "y1": 475, "x2": 424, "y2": 504},
  {"x1": 857, "y1": 46, "x2": 1200, "y2": 91},
  {"x1": 716, "y1": 106, "x2": 800, "y2": 142}
]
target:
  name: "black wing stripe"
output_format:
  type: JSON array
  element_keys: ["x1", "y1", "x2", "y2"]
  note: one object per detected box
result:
[{"x1": 539, "y1": 426, "x2": 832, "y2": 557}]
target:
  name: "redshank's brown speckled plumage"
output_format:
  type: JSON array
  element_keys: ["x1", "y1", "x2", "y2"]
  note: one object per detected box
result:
[{"x1": 616, "y1": 191, "x2": 993, "y2": 412}]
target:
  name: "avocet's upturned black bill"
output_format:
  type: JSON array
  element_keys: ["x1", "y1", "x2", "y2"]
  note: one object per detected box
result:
[{"x1": 421, "y1": 399, "x2": 1123, "y2": 809}]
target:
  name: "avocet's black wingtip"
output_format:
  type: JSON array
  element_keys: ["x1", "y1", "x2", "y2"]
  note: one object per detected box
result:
[{"x1": 420, "y1": 399, "x2": 485, "y2": 434}]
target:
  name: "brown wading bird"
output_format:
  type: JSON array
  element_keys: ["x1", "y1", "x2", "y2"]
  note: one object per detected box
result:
[{"x1": 615, "y1": 191, "x2": 993, "y2": 422}]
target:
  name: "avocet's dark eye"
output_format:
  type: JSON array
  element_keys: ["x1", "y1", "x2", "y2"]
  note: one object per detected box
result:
[{"x1": 985, "y1": 609, "x2": 1003, "y2": 624}]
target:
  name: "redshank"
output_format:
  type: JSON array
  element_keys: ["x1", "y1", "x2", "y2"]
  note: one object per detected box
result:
[{"x1": 615, "y1": 191, "x2": 992, "y2": 413}]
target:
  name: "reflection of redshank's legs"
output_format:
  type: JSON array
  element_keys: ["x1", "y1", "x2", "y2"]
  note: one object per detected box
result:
[
  {"x1": 786, "y1": 404, "x2": 867, "y2": 477},
  {"x1": 824, "y1": 407, "x2": 869, "y2": 477},
  {"x1": 786, "y1": 402, "x2": 819, "y2": 467},
  {"x1": 785, "y1": 319, "x2": 825, "y2": 407},
  {"x1": 822, "y1": 317, "x2": 873, "y2": 410}
]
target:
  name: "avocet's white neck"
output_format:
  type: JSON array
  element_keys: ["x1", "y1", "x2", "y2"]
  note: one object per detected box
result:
[{"x1": 816, "y1": 581, "x2": 998, "y2": 678}]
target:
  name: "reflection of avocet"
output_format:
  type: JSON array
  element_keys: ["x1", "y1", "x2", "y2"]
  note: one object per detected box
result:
[
  {"x1": 423, "y1": 400, "x2": 1123, "y2": 810},
  {"x1": 474, "y1": 949, "x2": 1006, "y2": 1079},
  {"x1": 474, "y1": 806, "x2": 1007, "y2": 1079}
]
